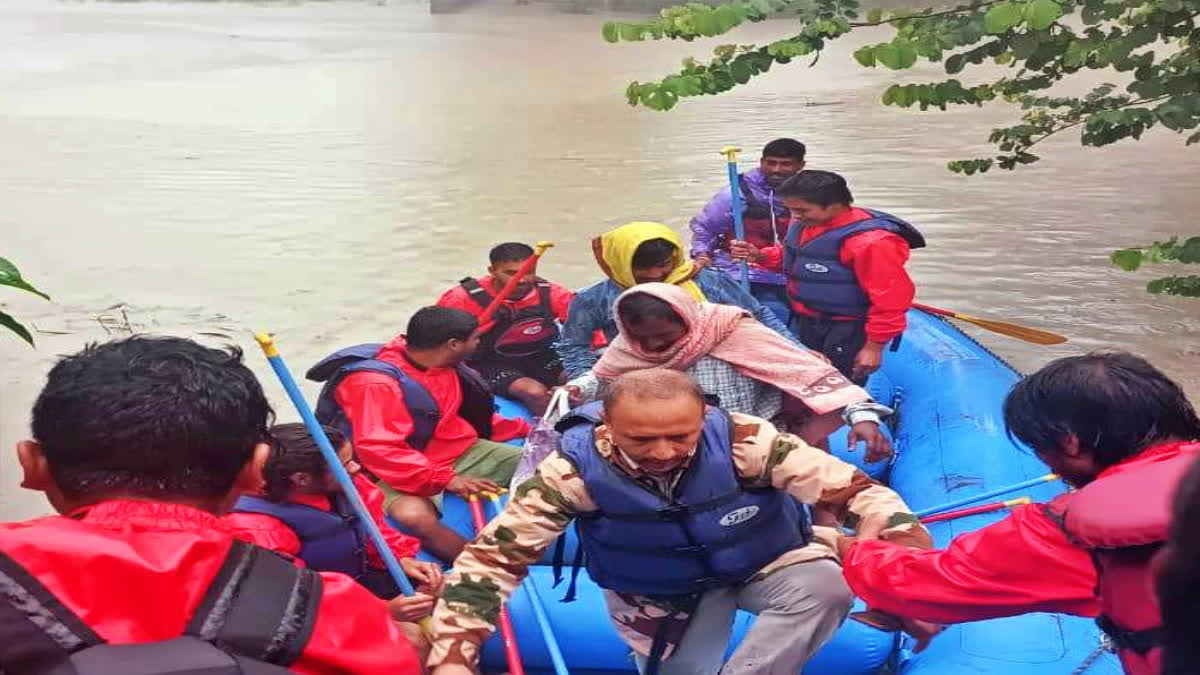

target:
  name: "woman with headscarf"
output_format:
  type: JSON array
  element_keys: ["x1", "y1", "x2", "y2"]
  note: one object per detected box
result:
[
  {"x1": 557, "y1": 221, "x2": 793, "y2": 379},
  {"x1": 570, "y1": 282, "x2": 892, "y2": 460}
]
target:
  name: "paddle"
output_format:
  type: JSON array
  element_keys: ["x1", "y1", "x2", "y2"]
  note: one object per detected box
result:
[
  {"x1": 253, "y1": 333, "x2": 429, "y2": 630},
  {"x1": 467, "y1": 493, "x2": 526, "y2": 675},
  {"x1": 719, "y1": 146, "x2": 751, "y2": 291},
  {"x1": 476, "y1": 240, "x2": 554, "y2": 335},
  {"x1": 485, "y1": 493, "x2": 571, "y2": 675},
  {"x1": 913, "y1": 302, "x2": 1068, "y2": 345},
  {"x1": 920, "y1": 496, "x2": 1032, "y2": 524},
  {"x1": 915, "y1": 473, "x2": 1060, "y2": 517}
]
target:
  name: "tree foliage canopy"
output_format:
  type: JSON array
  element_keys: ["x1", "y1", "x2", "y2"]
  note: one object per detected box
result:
[{"x1": 602, "y1": 0, "x2": 1200, "y2": 294}]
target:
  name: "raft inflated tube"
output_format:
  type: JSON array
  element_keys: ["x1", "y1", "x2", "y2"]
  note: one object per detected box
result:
[
  {"x1": 914, "y1": 474, "x2": 1060, "y2": 517},
  {"x1": 253, "y1": 333, "x2": 418, "y2": 602}
]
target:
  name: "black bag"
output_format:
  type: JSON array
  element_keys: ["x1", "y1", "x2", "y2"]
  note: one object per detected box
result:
[{"x1": 0, "y1": 541, "x2": 321, "y2": 675}]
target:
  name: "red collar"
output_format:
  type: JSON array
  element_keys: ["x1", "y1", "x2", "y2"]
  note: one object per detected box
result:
[
  {"x1": 68, "y1": 499, "x2": 231, "y2": 533},
  {"x1": 1095, "y1": 440, "x2": 1200, "y2": 480},
  {"x1": 797, "y1": 207, "x2": 873, "y2": 243}
]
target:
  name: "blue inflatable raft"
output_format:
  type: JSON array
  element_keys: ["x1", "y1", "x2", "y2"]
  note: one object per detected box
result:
[{"x1": 431, "y1": 309, "x2": 1123, "y2": 674}]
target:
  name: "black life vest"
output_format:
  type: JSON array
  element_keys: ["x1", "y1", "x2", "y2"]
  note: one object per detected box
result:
[
  {"x1": 0, "y1": 541, "x2": 319, "y2": 675},
  {"x1": 460, "y1": 277, "x2": 560, "y2": 359}
]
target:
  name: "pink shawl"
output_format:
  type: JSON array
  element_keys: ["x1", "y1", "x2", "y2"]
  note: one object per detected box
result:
[{"x1": 593, "y1": 283, "x2": 868, "y2": 415}]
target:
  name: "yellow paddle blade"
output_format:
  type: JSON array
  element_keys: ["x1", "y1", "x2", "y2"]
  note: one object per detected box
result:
[{"x1": 953, "y1": 313, "x2": 1068, "y2": 345}]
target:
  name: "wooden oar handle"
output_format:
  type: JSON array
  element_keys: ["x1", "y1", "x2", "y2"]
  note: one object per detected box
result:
[{"x1": 912, "y1": 302, "x2": 955, "y2": 318}]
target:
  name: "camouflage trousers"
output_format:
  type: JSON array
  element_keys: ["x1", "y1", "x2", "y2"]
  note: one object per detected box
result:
[{"x1": 633, "y1": 560, "x2": 852, "y2": 675}]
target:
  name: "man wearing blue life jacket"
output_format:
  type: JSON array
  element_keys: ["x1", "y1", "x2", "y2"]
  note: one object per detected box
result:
[
  {"x1": 306, "y1": 307, "x2": 531, "y2": 563},
  {"x1": 730, "y1": 171, "x2": 926, "y2": 383},
  {"x1": 427, "y1": 368, "x2": 932, "y2": 675}
]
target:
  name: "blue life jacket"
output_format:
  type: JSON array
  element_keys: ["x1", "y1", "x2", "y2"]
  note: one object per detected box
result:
[
  {"x1": 306, "y1": 343, "x2": 494, "y2": 450},
  {"x1": 783, "y1": 209, "x2": 925, "y2": 318},
  {"x1": 556, "y1": 402, "x2": 811, "y2": 597},
  {"x1": 233, "y1": 494, "x2": 369, "y2": 580}
]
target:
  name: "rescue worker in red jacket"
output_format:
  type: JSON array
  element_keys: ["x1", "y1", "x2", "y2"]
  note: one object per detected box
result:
[
  {"x1": 437, "y1": 242, "x2": 574, "y2": 416},
  {"x1": 325, "y1": 307, "x2": 531, "y2": 563},
  {"x1": 1, "y1": 336, "x2": 422, "y2": 675},
  {"x1": 1157, "y1": 450, "x2": 1200, "y2": 674},
  {"x1": 839, "y1": 352, "x2": 1200, "y2": 675},
  {"x1": 730, "y1": 170, "x2": 925, "y2": 383},
  {"x1": 225, "y1": 423, "x2": 444, "y2": 611}
]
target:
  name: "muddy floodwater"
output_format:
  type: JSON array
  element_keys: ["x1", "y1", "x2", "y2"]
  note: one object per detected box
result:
[{"x1": 1, "y1": 0, "x2": 1197, "y2": 519}]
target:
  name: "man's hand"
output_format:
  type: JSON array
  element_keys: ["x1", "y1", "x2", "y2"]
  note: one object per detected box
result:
[
  {"x1": 556, "y1": 384, "x2": 583, "y2": 408},
  {"x1": 445, "y1": 475, "x2": 501, "y2": 497},
  {"x1": 850, "y1": 610, "x2": 944, "y2": 653},
  {"x1": 693, "y1": 253, "x2": 713, "y2": 270},
  {"x1": 847, "y1": 421, "x2": 893, "y2": 463},
  {"x1": 728, "y1": 239, "x2": 764, "y2": 263},
  {"x1": 851, "y1": 341, "x2": 885, "y2": 382},
  {"x1": 387, "y1": 592, "x2": 436, "y2": 622},
  {"x1": 401, "y1": 557, "x2": 445, "y2": 596}
]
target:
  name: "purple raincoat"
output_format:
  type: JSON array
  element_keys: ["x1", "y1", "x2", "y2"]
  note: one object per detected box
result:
[{"x1": 688, "y1": 168, "x2": 791, "y2": 286}]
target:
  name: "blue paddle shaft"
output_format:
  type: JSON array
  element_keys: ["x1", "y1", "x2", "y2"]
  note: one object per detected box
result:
[
  {"x1": 915, "y1": 474, "x2": 1061, "y2": 517},
  {"x1": 263, "y1": 353, "x2": 417, "y2": 597},
  {"x1": 725, "y1": 161, "x2": 750, "y2": 290},
  {"x1": 487, "y1": 496, "x2": 570, "y2": 675}
]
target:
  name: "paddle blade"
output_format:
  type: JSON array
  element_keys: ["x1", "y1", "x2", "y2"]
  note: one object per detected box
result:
[{"x1": 954, "y1": 313, "x2": 1068, "y2": 345}]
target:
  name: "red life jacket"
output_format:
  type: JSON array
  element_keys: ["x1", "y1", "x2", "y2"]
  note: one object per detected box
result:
[
  {"x1": 459, "y1": 277, "x2": 560, "y2": 359},
  {"x1": 737, "y1": 174, "x2": 791, "y2": 250},
  {"x1": 1053, "y1": 442, "x2": 1200, "y2": 675}
]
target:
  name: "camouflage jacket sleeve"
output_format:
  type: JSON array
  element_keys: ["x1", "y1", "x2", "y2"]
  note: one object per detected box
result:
[
  {"x1": 426, "y1": 452, "x2": 593, "y2": 669},
  {"x1": 729, "y1": 412, "x2": 932, "y2": 548}
]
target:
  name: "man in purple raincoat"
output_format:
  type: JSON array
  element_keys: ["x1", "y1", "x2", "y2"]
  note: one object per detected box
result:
[{"x1": 689, "y1": 138, "x2": 807, "y2": 324}]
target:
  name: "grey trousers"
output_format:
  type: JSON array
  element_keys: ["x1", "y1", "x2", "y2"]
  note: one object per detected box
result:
[{"x1": 634, "y1": 559, "x2": 853, "y2": 675}]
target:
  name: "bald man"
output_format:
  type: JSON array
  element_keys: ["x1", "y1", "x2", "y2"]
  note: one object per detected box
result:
[{"x1": 426, "y1": 369, "x2": 931, "y2": 675}]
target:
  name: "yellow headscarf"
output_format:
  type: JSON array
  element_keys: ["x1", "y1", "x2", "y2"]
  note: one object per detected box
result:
[{"x1": 591, "y1": 222, "x2": 707, "y2": 301}]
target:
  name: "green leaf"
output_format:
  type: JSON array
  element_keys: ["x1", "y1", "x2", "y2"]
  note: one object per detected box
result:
[
  {"x1": 618, "y1": 23, "x2": 643, "y2": 41},
  {"x1": 602, "y1": 22, "x2": 620, "y2": 43},
  {"x1": 1111, "y1": 248, "x2": 1144, "y2": 272},
  {"x1": 874, "y1": 39, "x2": 917, "y2": 69},
  {"x1": 0, "y1": 310, "x2": 34, "y2": 346},
  {"x1": 945, "y1": 53, "x2": 966, "y2": 74},
  {"x1": 853, "y1": 45, "x2": 876, "y2": 67},
  {"x1": 1023, "y1": 0, "x2": 1062, "y2": 31},
  {"x1": 984, "y1": 2, "x2": 1024, "y2": 34},
  {"x1": 713, "y1": 5, "x2": 743, "y2": 33},
  {"x1": 0, "y1": 257, "x2": 49, "y2": 300}
]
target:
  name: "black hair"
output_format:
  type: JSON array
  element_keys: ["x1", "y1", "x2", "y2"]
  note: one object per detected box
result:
[
  {"x1": 631, "y1": 238, "x2": 679, "y2": 271},
  {"x1": 762, "y1": 138, "x2": 807, "y2": 161},
  {"x1": 489, "y1": 242, "x2": 534, "y2": 265},
  {"x1": 31, "y1": 335, "x2": 273, "y2": 500},
  {"x1": 263, "y1": 423, "x2": 345, "y2": 502},
  {"x1": 406, "y1": 306, "x2": 479, "y2": 350},
  {"x1": 1160, "y1": 454, "x2": 1200, "y2": 674},
  {"x1": 617, "y1": 292, "x2": 685, "y2": 327},
  {"x1": 1002, "y1": 352, "x2": 1200, "y2": 469},
  {"x1": 777, "y1": 170, "x2": 853, "y2": 207}
]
